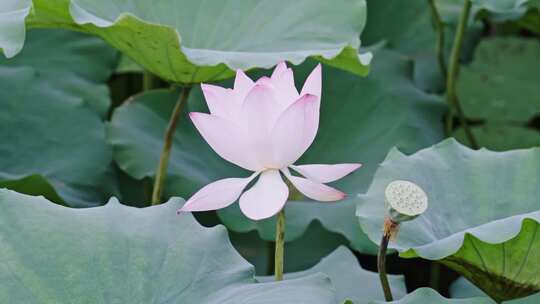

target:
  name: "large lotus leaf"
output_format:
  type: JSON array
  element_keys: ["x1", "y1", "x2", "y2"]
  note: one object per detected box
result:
[
  {"x1": 357, "y1": 139, "x2": 540, "y2": 301},
  {"x1": 0, "y1": 28, "x2": 117, "y2": 116},
  {"x1": 3, "y1": 0, "x2": 372, "y2": 84},
  {"x1": 454, "y1": 125, "x2": 540, "y2": 151},
  {"x1": 458, "y1": 37, "x2": 540, "y2": 123},
  {"x1": 108, "y1": 50, "x2": 445, "y2": 254},
  {"x1": 362, "y1": 0, "x2": 435, "y2": 56},
  {"x1": 437, "y1": 0, "x2": 533, "y2": 22},
  {"x1": 472, "y1": 0, "x2": 530, "y2": 20},
  {"x1": 451, "y1": 277, "x2": 489, "y2": 299},
  {"x1": 505, "y1": 292, "x2": 540, "y2": 303},
  {"x1": 361, "y1": 0, "x2": 482, "y2": 93},
  {"x1": 0, "y1": 29, "x2": 117, "y2": 207},
  {"x1": 258, "y1": 246, "x2": 407, "y2": 304},
  {"x1": 362, "y1": 0, "x2": 443, "y2": 92},
  {"x1": 116, "y1": 55, "x2": 143, "y2": 74},
  {"x1": 369, "y1": 288, "x2": 494, "y2": 304},
  {"x1": 0, "y1": 189, "x2": 337, "y2": 304}
]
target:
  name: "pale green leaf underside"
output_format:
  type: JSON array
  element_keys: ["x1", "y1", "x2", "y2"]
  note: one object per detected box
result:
[
  {"x1": 472, "y1": 0, "x2": 531, "y2": 20},
  {"x1": 0, "y1": 189, "x2": 337, "y2": 304},
  {"x1": 436, "y1": 0, "x2": 538, "y2": 24},
  {"x1": 258, "y1": 246, "x2": 407, "y2": 304},
  {"x1": 357, "y1": 139, "x2": 540, "y2": 301},
  {"x1": 108, "y1": 50, "x2": 445, "y2": 254},
  {"x1": 0, "y1": 29, "x2": 117, "y2": 207},
  {"x1": 116, "y1": 55, "x2": 143, "y2": 74},
  {"x1": 2, "y1": 0, "x2": 371, "y2": 84},
  {"x1": 369, "y1": 288, "x2": 493, "y2": 304},
  {"x1": 451, "y1": 277, "x2": 489, "y2": 299},
  {"x1": 368, "y1": 287, "x2": 540, "y2": 304}
]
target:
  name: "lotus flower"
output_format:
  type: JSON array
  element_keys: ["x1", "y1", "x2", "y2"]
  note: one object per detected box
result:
[{"x1": 179, "y1": 62, "x2": 361, "y2": 220}]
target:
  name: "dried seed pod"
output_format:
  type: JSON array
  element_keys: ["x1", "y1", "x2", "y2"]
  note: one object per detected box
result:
[{"x1": 385, "y1": 180, "x2": 428, "y2": 223}]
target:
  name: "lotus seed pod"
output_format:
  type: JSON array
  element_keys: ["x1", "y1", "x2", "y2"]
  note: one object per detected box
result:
[{"x1": 385, "y1": 180, "x2": 428, "y2": 223}]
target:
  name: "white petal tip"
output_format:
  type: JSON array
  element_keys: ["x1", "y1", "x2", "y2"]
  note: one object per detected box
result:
[
  {"x1": 351, "y1": 163, "x2": 362, "y2": 171},
  {"x1": 327, "y1": 191, "x2": 347, "y2": 202}
]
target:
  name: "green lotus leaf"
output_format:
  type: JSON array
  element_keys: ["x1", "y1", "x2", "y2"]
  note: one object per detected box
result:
[
  {"x1": 0, "y1": 189, "x2": 337, "y2": 303},
  {"x1": 361, "y1": 0, "x2": 482, "y2": 93},
  {"x1": 362, "y1": 0, "x2": 435, "y2": 57},
  {"x1": 369, "y1": 288, "x2": 494, "y2": 304},
  {"x1": 2, "y1": 0, "x2": 372, "y2": 84},
  {"x1": 505, "y1": 292, "x2": 540, "y2": 303},
  {"x1": 519, "y1": 1, "x2": 540, "y2": 34},
  {"x1": 454, "y1": 125, "x2": 540, "y2": 151},
  {"x1": 362, "y1": 0, "x2": 443, "y2": 92},
  {"x1": 0, "y1": 28, "x2": 117, "y2": 116},
  {"x1": 258, "y1": 246, "x2": 407, "y2": 304},
  {"x1": 458, "y1": 37, "x2": 540, "y2": 123},
  {"x1": 0, "y1": 175, "x2": 63, "y2": 205},
  {"x1": 108, "y1": 50, "x2": 445, "y2": 254},
  {"x1": 116, "y1": 55, "x2": 143, "y2": 74},
  {"x1": 357, "y1": 139, "x2": 540, "y2": 301},
  {"x1": 472, "y1": 0, "x2": 530, "y2": 20},
  {"x1": 451, "y1": 277, "x2": 488, "y2": 299},
  {"x1": 0, "y1": 29, "x2": 118, "y2": 207},
  {"x1": 520, "y1": 10, "x2": 540, "y2": 34},
  {"x1": 437, "y1": 0, "x2": 534, "y2": 22}
]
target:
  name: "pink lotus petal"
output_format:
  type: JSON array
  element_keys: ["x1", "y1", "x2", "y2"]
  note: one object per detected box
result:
[
  {"x1": 271, "y1": 94, "x2": 319, "y2": 167},
  {"x1": 300, "y1": 63, "x2": 322, "y2": 99},
  {"x1": 241, "y1": 83, "x2": 282, "y2": 131},
  {"x1": 240, "y1": 84, "x2": 283, "y2": 167},
  {"x1": 283, "y1": 169, "x2": 345, "y2": 202},
  {"x1": 179, "y1": 173, "x2": 258, "y2": 212},
  {"x1": 271, "y1": 62, "x2": 299, "y2": 106},
  {"x1": 190, "y1": 112, "x2": 261, "y2": 171},
  {"x1": 239, "y1": 169, "x2": 288, "y2": 220},
  {"x1": 201, "y1": 83, "x2": 235, "y2": 117},
  {"x1": 271, "y1": 62, "x2": 288, "y2": 78},
  {"x1": 234, "y1": 69, "x2": 255, "y2": 101},
  {"x1": 290, "y1": 163, "x2": 362, "y2": 183}
]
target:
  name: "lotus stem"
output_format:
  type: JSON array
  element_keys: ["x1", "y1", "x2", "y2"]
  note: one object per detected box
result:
[
  {"x1": 377, "y1": 181, "x2": 429, "y2": 301},
  {"x1": 427, "y1": 0, "x2": 447, "y2": 80},
  {"x1": 274, "y1": 209, "x2": 285, "y2": 281},
  {"x1": 151, "y1": 86, "x2": 192, "y2": 205},
  {"x1": 445, "y1": 0, "x2": 478, "y2": 149},
  {"x1": 378, "y1": 218, "x2": 397, "y2": 302},
  {"x1": 143, "y1": 71, "x2": 154, "y2": 91}
]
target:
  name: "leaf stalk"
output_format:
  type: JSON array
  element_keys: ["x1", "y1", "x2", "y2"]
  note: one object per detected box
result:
[
  {"x1": 151, "y1": 86, "x2": 192, "y2": 205},
  {"x1": 274, "y1": 209, "x2": 286, "y2": 281},
  {"x1": 427, "y1": 0, "x2": 447, "y2": 80},
  {"x1": 378, "y1": 217, "x2": 399, "y2": 302},
  {"x1": 445, "y1": 0, "x2": 478, "y2": 148}
]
